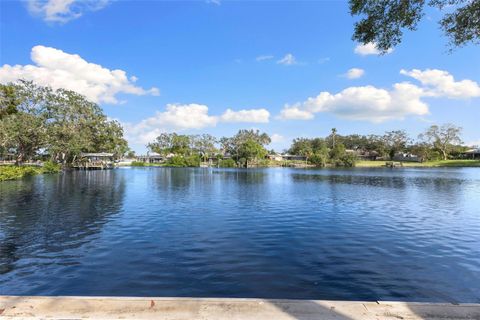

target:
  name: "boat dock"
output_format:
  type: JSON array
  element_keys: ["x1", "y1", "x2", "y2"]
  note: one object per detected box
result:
[{"x1": 1, "y1": 296, "x2": 479, "y2": 319}]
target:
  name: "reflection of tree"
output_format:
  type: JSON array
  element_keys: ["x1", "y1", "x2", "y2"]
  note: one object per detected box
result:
[{"x1": 0, "y1": 171, "x2": 126, "y2": 275}]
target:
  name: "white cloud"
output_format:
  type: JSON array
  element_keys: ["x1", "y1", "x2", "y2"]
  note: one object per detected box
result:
[
  {"x1": 278, "y1": 104, "x2": 315, "y2": 120},
  {"x1": 354, "y1": 42, "x2": 393, "y2": 56},
  {"x1": 277, "y1": 53, "x2": 297, "y2": 66},
  {"x1": 271, "y1": 134, "x2": 285, "y2": 143},
  {"x1": 124, "y1": 105, "x2": 271, "y2": 146},
  {"x1": 279, "y1": 68, "x2": 479, "y2": 123},
  {"x1": 344, "y1": 68, "x2": 365, "y2": 79},
  {"x1": 0, "y1": 45, "x2": 159, "y2": 104},
  {"x1": 400, "y1": 69, "x2": 480, "y2": 98},
  {"x1": 279, "y1": 84, "x2": 428, "y2": 123},
  {"x1": 256, "y1": 55, "x2": 274, "y2": 62},
  {"x1": 220, "y1": 108, "x2": 270, "y2": 123},
  {"x1": 27, "y1": 0, "x2": 110, "y2": 23}
]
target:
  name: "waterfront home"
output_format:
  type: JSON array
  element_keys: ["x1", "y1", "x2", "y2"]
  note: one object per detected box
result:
[
  {"x1": 267, "y1": 153, "x2": 284, "y2": 161},
  {"x1": 74, "y1": 152, "x2": 115, "y2": 169},
  {"x1": 393, "y1": 152, "x2": 422, "y2": 162},
  {"x1": 137, "y1": 152, "x2": 164, "y2": 163},
  {"x1": 281, "y1": 154, "x2": 308, "y2": 161},
  {"x1": 0, "y1": 152, "x2": 16, "y2": 165},
  {"x1": 462, "y1": 148, "x2": 480, "y2": 159}
]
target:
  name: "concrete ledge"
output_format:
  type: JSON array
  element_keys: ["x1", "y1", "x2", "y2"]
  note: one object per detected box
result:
[{"x1": 1, "y1": 296, "x2": 479, "y2": 319}]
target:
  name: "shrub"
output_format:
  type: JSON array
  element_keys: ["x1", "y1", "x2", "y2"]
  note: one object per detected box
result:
[
  {"x1": 309, "y1": 152, "x2": 328, "y2": 167},
  {"x1": 131, "y1": 161, "x2": 146, "y2": 167},
  {"x1": 166, "y1": 155, "x2": 187, "y2": 167},
  {"x1": 218, "y1": 158, "x2": 236, "y2": 168},
  {"x1": 0, "y1": 166, "x2": 42, "y2": 181},
  {"x1": 42, "y1": 161, "x2": 61, "y2": 173},
  {"x1": 184, "y1": 154, "x2": 201, "y2": 167}
]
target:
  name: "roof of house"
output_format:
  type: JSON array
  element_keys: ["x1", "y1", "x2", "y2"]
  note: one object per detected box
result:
[{"x1": 80, "y1": 152, "x2": 114, "y2": 157}]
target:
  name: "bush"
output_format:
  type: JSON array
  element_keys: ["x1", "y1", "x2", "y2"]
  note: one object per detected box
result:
[
  {"x1": 0, "y1": 165, "x2": 42, "y2": 181},
  {"x1": 309, "y1": 152, "x2": 328, "y2": 167},
  {"x1": 131, "y1": 161, "x2": 146, "y2": 167},
  {"x1": 42, "y1": 161, "x2": 61, "y2": 173},
  {"x1": 218, "y1": 158, "x2": 236, "y2": 168},
  {"x1": 184, "y1": 154, "x2": 201, "y2": 167},
  {"x1": 331, "y1": 154, "x2": 357, "y2": 167}
]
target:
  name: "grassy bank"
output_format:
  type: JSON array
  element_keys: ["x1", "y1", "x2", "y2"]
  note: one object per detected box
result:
[
  {"x1": 356, "y1": 160, "x2": 480, "y2": 168},
  {"x1": 0, "y1": 162, "x2": 61, "y2": 181}
]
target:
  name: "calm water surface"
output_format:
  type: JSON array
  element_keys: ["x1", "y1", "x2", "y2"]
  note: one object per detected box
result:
[{"x1": 1, "y1": 167, "x2": 479, "y2": 302}]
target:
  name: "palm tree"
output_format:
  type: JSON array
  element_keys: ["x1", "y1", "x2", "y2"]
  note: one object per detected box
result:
[{"x1": 331, "y1": 128, "x2": 337, "y2": 148}]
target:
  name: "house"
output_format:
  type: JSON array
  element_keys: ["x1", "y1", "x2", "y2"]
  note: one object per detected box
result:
[
  {"x1": 137, "y1": 152, "x2": 164, "y2": 163},
  {"x1": 281, "y1": 154, "x2": 308, "y2": 161},
  {"x1": 462, "y1": 148, "x2": 480, "y2": 159},
  {"x1": 393, "y1": 152, "x2": 422, "y2": 162},
  {"x1": 75, "y1": 152, "x2": 115, "y2": 169},
  {"x1": 267, "y1": 153, "x2": 283, "y2": 161}
]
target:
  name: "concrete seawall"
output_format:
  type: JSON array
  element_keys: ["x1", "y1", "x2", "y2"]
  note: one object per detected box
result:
[{"x1": 1, "y1": 296, "x2": 479, "y2": 319}]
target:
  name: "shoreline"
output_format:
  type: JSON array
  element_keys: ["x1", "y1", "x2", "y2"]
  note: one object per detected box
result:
[{"x1": 1, "y1": 296, "x2": 479, "y2": 319}]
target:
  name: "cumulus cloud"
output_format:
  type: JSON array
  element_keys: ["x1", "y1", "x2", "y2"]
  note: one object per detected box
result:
[
  {"x1": 278, "y1": 104, "x2": 315, "y2": 120},
  {"x1": 0, "y1": 45, "x2": 159, "y2": 104},
  {"x1": 256, "y1": 55, "x2": 274, "y2": 62},
  {"x1": 278, "y1": 83, "x2": 427, "y2": 122},
  {"x1": 400, "y1": 69, "x2": 480, "y2": 98},
  {"x1": 279, "y1": 68, "x2": 479, "y2": 123},
  {"x1": 344, "y1": 68, "x2": 365, "y2": 79},
  {"x1": 27, "y1": 0, "x2": 110, "y2": 23},
  {"x1": 220, "y1": 108, "x2": 270, "y2": 123},
  {"x1": 354, "y1": 42, "x2": 394, "y2": 56},
  {"x1": 271, "y1": 133, "x2": 285, "y2": 143},
  {"x1": 277, "y1": 53, "x2": 297, "y2": 66},
  {"x1": 124, "y1": 104, "x2": 271, "y2": 146}
]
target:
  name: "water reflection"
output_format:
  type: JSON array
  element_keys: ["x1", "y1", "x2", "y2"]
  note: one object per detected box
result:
[
  {"x1": 0, "y1": 171, "x2": 125, "y2": 275},
  {"x1": 0, "y1": 168, "x2": 479, "y2": 302}
]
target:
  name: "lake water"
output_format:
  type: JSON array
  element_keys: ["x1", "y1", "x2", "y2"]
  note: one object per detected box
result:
[{"x1": 1, "y1": 167, "x2": 479, "y2": 302}]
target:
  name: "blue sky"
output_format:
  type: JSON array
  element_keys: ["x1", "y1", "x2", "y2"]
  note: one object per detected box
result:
[{"x1": 1, "y1": 0, "x2": 479, "y2": 153}]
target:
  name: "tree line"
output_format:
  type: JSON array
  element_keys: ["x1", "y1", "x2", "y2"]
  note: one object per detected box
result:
[
  {"x1": 289, "y1": 125, "x2": 465, "y2": 165},
  {"x1": 147, "y1": 130, "x2": 271, "y2": 168},
  {"x1": 146, "y1": 124, "x2": 467, "y2": 168},
  {"x1": 0, "y1": 81, "x2": 129, "y2": 165}
]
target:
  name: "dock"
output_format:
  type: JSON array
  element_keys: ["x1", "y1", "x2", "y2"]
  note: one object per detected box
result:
[{"x1": 1, "y1": 296, "x2": 479, "y2": 319}]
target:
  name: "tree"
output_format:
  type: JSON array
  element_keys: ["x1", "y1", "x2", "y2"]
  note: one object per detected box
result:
[
  {"x1": 238, "y1": 139, "x2": 267, "y2": 168},
  {"x1": 420, "y1": 124, "x2": 463, "y2": 160},
  {"x1": 331, "y1": 128, "x2": 337, "y2": 148},
  {"x1": 0, "y1": 84, "x2": 20, "y2": 119},
  {"x1": 196, "y1": 134, "x2": 217, "y2": 162},
  {"x1": 383, "y1": 130, "x2": 410, "y2": 159},
  {"x1": 0, "y1": 81, "x2": 129, "y2": 164},
  {"x1": 350, "y1": 0, "x2": 480, "y2": 52}
]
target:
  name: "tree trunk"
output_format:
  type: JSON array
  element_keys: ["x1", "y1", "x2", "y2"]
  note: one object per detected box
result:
[{"x1": 442, "y1": 149, "x2": 447, "y2": 161}]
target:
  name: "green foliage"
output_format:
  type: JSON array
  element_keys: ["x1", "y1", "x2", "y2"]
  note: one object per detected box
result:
[
  {"x1": 184, "y1": 154, "x2": 201, "y2": 167},
  {"x1": 218, "y1": 158, "x2": 236, "y2": 168},
  {"x1": 164, "y1": 155, "x2": 200, "y2": 167},
  {"x1": 42, "y1": 161, "x2": 61, "y2": 173},
  {"x1": 350, "y1": 0, "x2": 480, "y2": 51},
  {"x1": 420, "y1": 124, "x2": 463, "y2": 160},
  {"x1": 309, "y1": 152, "x2": 328, "y2": 167},
  {"x1": 0, "y1": 81, "x2": 129, "y2": 163},
  {"x1": 131, "y1": 161, "x2": 146, "y2": 167},
  {"x1": 237, "y1": 139, "x2": 267, "y2": 167},
  {"x1": 0, "y1": 166, "x2": 42, "y2": 181}
]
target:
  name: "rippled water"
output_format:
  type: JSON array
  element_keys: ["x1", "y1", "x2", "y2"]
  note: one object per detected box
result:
[{"x1": 1, "y1": 167, "x2": 480, "y2": 302}]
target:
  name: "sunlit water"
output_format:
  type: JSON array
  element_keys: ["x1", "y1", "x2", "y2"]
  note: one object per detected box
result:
[{"x1": 1, "y1": 167, "x2": 479, "y2": 302}]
